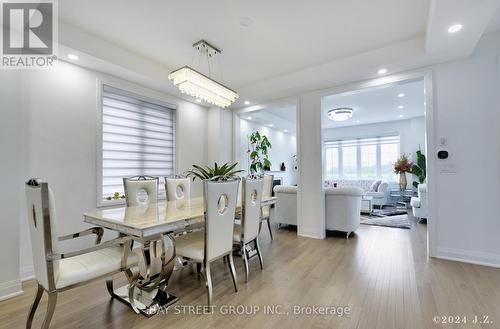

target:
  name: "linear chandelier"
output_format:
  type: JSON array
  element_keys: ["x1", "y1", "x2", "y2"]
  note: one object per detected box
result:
[{"x1": 168, "y1": 40, "x2": 238, "y2": 108}]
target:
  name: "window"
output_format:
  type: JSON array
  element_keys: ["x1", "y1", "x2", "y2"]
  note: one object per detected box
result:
[
  {"x1": 324, "y1": 135, "x2": 399, "y2": 181},
  {"x1": 100, "y1": 85, "x2": 175, "y2": 203}
]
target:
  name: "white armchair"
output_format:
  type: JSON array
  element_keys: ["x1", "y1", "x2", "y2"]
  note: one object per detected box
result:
[
  {"x1": 411, "y1": 183, "x2": 427, "y2": 219},
  {"x1": 274, "y1": 185, "x2": 297, "y2": 226},
  {"x1": 25, "y1": 180, "x2": 138, "y2": 329},
  {"x1": 365, "y1": 181, "x2": 389, "y2": 207},
  {"x1": 325, "y1": 187, "x2": 364, "y2": 238}
]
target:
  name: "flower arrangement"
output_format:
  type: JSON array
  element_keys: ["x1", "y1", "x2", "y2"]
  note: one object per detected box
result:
[
  {"x1": 394, "y1": 154, "x2": 414, "y2": 190},
  {"x1": 393, "y1": 154, "x2": 414, "y2": 174}
]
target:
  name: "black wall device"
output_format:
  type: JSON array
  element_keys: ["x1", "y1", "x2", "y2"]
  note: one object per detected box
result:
[{"x1": 437, "y1": 150, "x2": 449, "y2": 159}]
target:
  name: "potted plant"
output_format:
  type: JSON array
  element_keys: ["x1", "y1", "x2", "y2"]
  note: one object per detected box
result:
[
  {"x1": 393, "y1": 154, "x2": 414, "y2": 190},
  {"x1": 248, "y1": 131, "x2": 272, "y2": 175},
  {"x1": 410, "y1": 150, "x2": 426, "y2": 188},
  {"x1": 185, "y1": 162, "x2": 244, "y2": 181}
]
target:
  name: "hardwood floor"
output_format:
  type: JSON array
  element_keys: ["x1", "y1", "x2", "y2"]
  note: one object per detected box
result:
[{"x1": 2, "y1": 216, "x2": 500, "y2": 329}]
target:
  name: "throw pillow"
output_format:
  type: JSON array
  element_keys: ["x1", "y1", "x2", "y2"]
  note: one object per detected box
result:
[{"x1": 370, "y1": 180, "x2": 382, "y2": 192}]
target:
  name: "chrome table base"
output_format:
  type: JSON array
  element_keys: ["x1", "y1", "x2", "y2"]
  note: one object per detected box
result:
[{"x1": 111, "y1": 283, "x2": 178, "y2": 317}]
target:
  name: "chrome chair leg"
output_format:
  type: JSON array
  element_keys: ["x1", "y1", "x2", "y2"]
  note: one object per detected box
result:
[
  {"x1": 346, "y1": 231, "x2": 351, "y2": 239},
  {"x1": 255, "y1": 238, "x2": 264, "y2": 270},
  {"x1": 106, "y1": 279, "x2": 116, "y2": 298},
  {"x1": 242, "y1": 245, "x2": 250, "y2": 283},
  {"x1": 227, "y1": 254, "x2": 238, "y2": 292},
  {"x1": 41, "y1": 291, "x2": 57, "y2": 329},
  {"x1": 26, "y1": 283, "x2": 44, "y2": 329},
  {"x1": 266, "y1": 218, "x2": 274, "y2": 240},
  {"x1": 205, "y1": 262, "x2": 213, "y2": 306}
]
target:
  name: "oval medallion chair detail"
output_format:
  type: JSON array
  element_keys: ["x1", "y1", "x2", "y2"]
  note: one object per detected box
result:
[
  {"x1": 24, "y1": 180, "x2": 138, "y2": 329},
  {"x1": 174, "y1": 179, "x2": 240, "y2": 306},
  {"x1": 325, "y1": 187, "x2": 364, "y2": 238},
  {"x1": 165, "y1": 177, "x2": 191, "y2": 201},
  {"x1": 233, "y1": 177, "x2": 265, "y2": 282},
  {"x1": 123, "y1": 176, "x2": 159, "y2": 206}
]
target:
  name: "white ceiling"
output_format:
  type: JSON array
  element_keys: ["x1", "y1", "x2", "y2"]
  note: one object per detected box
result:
[
  {"x1": 322, "y1": 79, "x2": 425, "y2": 129},
  {"x1": 240, "y1": 105, "x2": 297, "y2": 135},
  {"x1": 57, "y1": 0, "x2": 500, "y2": 107},
  {"x1": 59, "y1": 0, "x2": 428, "y2": 88}
]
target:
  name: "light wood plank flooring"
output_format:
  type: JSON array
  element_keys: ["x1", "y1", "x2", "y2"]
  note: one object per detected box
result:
[{"x1": 2, "y1": 217, "x2": 500, "y2": 329}]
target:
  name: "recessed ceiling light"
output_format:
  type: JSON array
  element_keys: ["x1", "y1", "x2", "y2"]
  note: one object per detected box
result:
[
  {"x1": 67, "y1": 54, "x2": 79, "y2": 61},
  {"x1": 378, "y1": 68, "x2": 387, "y2": 75},
  {"x1": 397, "y1": 93, "x2": 405, "y2": 98},
  {"x1": 356, "y1": 120, "x2": 361, "y2": 123},
  {"x1": 283, "y1": 129, "x2": 288, "y2": 133},
  {"x1": 196, "y1": 99, "x2": 202, "y2": 103},
  {"x1": 268, "y1": 124, "x2": 274, "y2": 127},
  {"x1": 247, "y1": 116, "x2": 252, "y2": 120},
  {"x1": 328, "y1": 108, "x2": 353, "y2": 122},
  {"x1": 448, "y1": 24, "x2": 463, "y2": 34},
  {"x1": 398, "y1": 105, "x2": 404, "y2": 109},
  {"x1": 244, "y1": 101, "x2": 250, "y2": 105},
  {"x1": 399, "y1": 114, "x2": 404, "y2": 118}
]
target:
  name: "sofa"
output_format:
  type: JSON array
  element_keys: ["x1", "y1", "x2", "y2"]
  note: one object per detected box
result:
[
  {"x1": 274, "y1": 185, "x2": 298, "y2": 226},
  {"x1": 325, "y1": 187, "x2": 364, "y2": 238},
  {"x1": 325, "y1": 179, "x2": 390, "y2": 207},
  {"x1": 410, "y1": 183, "x2": 427, "y2": 219}
]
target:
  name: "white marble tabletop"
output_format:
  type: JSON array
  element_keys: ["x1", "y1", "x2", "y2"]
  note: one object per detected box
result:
[{"x1": 84, "y1": 196, "x2": 276, "y2": 240}]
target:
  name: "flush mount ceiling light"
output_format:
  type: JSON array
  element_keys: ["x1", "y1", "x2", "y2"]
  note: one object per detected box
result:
[
  {"x1": 448, "y1": 24, "x2": 463, "y2": 34},
  {"x1": 168, "y1": 40, "x2": 238, "y2": 108},
  {"x1": 328, "y1": 108, "x2": 353, "y2": 121}
]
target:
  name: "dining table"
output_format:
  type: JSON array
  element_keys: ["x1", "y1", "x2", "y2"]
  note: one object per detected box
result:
[{"x1": 83, "y1": 195, "x2": 277, "y2": 316}]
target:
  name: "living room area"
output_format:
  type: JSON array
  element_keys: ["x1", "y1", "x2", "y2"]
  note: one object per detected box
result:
[{"x1": 321, "y1": 78, "x2": 428, "y2": 234}]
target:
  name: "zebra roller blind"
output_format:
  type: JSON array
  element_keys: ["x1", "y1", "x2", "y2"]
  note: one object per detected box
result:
[{"x1": 101, "y1": 85, "x2": 175, "y2": 201}]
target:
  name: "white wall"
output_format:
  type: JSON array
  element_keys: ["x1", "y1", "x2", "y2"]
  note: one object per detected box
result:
[
  {"x1": 0, "y1": 60, "x2": 209, "y2": 295},
  {"x1": 0, "y1": 71, "x2": 27, "y2": 300},
  {"x1": 207, "y1": 107, "x2": 233, "y2": 165},
  {"x1": 322, "y1": 117, "x2": 426, "y2": 182},
  {"x1": 238, "y1": 118, "x2": 297, "y2": 185},
  {"x1": 431, "y1": 32, "x2": 500, "y2": 266}
]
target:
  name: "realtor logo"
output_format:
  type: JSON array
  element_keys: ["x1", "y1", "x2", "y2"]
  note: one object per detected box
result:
[{"x1": 1, "y1": 0, "x2": 58, "y2": 68}]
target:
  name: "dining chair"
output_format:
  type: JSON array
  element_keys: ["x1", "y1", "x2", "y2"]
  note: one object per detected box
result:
[
  {"x1": 165, "y1": 177, "x2": 191, "y2": 201},
  {"x1": 24, "y1": 179, "x2": 138, "y2": 329},
  {"x1": 174, "y1": 179, "x2": 239, "y2": 306},
  {"x1": 260, "y1": 174, "x2": 274, "y2": 240},
  {"x1": 233, "y1": 177, "x2": 264, "y2": 282},
  {"x1": 123, "y1": 176, "x2": 159, "y2": 206}
]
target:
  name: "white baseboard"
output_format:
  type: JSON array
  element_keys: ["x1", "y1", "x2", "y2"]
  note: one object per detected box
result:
[
  {"x1": 0, "y1": 279, "x2": 23, "y2": 301},
  {"x1": 297, "y1": 227, "x2": 325, "y2": 239},
  {"x1": 436, "y1": 247, "x2": 500, "y2": 268},
  {"x1": 20, "y1": 265, "x2": 35, "y2": 282}
]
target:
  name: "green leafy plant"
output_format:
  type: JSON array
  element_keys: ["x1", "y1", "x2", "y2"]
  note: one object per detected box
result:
[
  {"x1": 410, "y1": 150, "x2": 426, "y2": 188},
  {"x1": 185, "y1": 162, "x2": 244, "y2": 181},
  {"x1": 248, "y1": 131, "x2": 272, "y2": 174}
]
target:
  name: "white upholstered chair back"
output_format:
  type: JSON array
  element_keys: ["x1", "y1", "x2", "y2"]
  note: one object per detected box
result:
[
  {"x1": 204, "y1": 179, "x2": 239, "y2": 262},
  {"x1": 241, "y1": 178, "x2": 264, "y2": 243},
  {"x1": 274, "y1": 185, "x2": 298, "y2": 226},
  {"x1": 325, "y1": 187, "x2": 364, "y2": 233},
  {"x1": 123, "y1": 176, "x2": 158, "y2": 206},
  {"x1": 418, "y1": 183, "x2": 427, "y2": 209},
  {"x1": 261, "y1": 175, "x2": 273, "y2": 215},
  {"x1": 165, "y1": 177, "x2": 191, "y2": 201},
  {"x1": 25, "y1": 181, "x2": 59, "y2": 291}
]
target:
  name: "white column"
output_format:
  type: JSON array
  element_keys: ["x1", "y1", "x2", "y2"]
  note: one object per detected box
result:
[
  {"x1": 297, "y1": 92, "x2": 325, "y2": 239},
  {"x1": 207, "y1": 107, "x2": 233, "y2": 165}
]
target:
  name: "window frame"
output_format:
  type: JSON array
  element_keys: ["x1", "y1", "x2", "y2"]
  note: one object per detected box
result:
[
  {"x1": 324, "y1": 133, "x2": 400, "y2": 181},
  {"x1": 96, "y1": 79, "x2": 178, "y2": 207}
]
